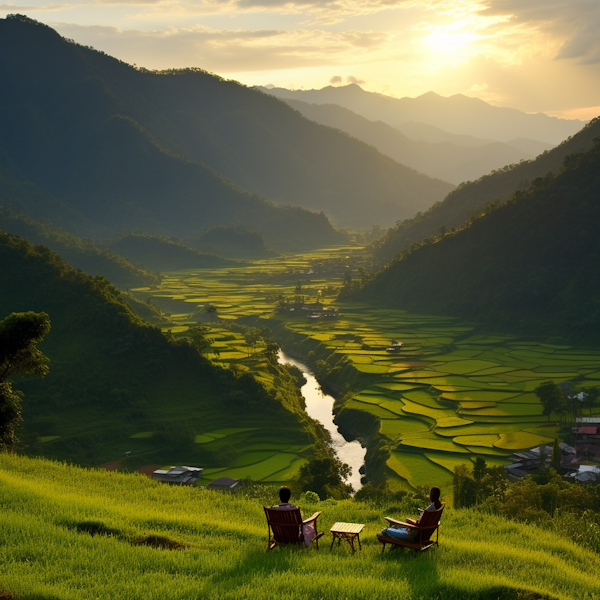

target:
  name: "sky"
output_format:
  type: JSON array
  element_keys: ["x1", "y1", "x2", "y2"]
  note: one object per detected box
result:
[{"x1": 1, "y1": 0, "x2": 599, "y2": 118}]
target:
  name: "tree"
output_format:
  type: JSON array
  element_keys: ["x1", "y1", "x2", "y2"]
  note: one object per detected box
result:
[
  {"x1": 0, "y1": 311, "x2": 51, "y2": 447},
  {"x1": 551, "y1": 437, "x2": 561, "y2": 471},
  {"x1": 204, "y1": 304, "x2": 218, "y2": 324},
  {"x1": 243, "y1": 328, "x2": 262, "y2": 357},
  {"x1": 453, "y1": 464, "x2": 476, "y2": 508},
  {"x1": 583, "y1": 387, "x2": 600, "y2": 416},
  {"x1": 190, "y1": 325, "x2": 213, "y2": 354},
  {"x1": 263, "y1": 341, "x2": 280, "y2": 362},
  {"x1": 295, "y1": 451, "x2": 352, "y2": 499},
  {"x1": 534, "y1": 381, "x2": 566, "y2": 422}
]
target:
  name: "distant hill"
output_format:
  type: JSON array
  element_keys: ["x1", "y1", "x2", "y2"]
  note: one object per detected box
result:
[
  {"x1": 0, "y1": 207, "x2": 159, "y2": 288},
  {"x1": 110, "y1": 234, "x2": 230, "y2": 272},
  {"x1": 0, "y1": 16, "x2": 453, "y2": 233},
  {"x1": 0, "y1": 230, "x2": 311, "y2": 466},
  {"x1": 260, "y1": 85, "x2": 584, "y2": 145},
  {"x1": 352, "y1": 139, "x2": 600, "y2": 339},
  {"x1": 187, "y1": 226, "x2": 278, "y2": 259},
  {"x1": 371, "y1": 117, "x2": 600, "y2": 263},
  {"x1": 285, "y1": 99, "x2": 536, "y2": 184}
]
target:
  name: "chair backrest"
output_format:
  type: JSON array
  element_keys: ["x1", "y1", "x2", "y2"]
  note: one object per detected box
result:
[
  {"x1": 418, "y1": 504, "x2": 445, "y2": 544},
  {"x1": 264, "y1": 507, "x2": 303, "y2": 545}
]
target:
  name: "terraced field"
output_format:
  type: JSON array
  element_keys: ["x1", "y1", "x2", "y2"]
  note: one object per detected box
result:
[{"x1": 130, "y1": 245, "x2": 600, "y2": 491}]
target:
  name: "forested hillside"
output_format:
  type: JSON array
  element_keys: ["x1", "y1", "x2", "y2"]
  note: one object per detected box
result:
[
  {"x1": 285, "y1": 99, "x2": 535, "y2": 184},
  {"x1": 351, "y1": 139, "x2": 600, "y2": 339},
  {"x1": 0, "y1": 231, "x2": 316, "y2": 467},
  {"x1": 0, "y1": 16, "x2": 452, "y2": 233},
  {"x1": 0, "y1": 208, "x2": 159, "y2": 288},
  {"x1": 371, "y1": 117, "x2": 600, "y2": 263},
  {"x1": 110, "y1": 234, "x2": 229, "y2": 271}
]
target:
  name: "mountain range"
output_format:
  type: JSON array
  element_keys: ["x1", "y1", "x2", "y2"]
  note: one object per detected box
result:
[
  {"x1": 0, "y1": 15, "x2": 453, "y2": 239},
  {"x1": 284, "y1": 99, "x2": 551, "y2": 184},
  {"x1": 259, "y1": 84, "x2": 584, "y2": 145},
  {"x1": 370, "y1": 116, "x2": 600, "y2": 262}
]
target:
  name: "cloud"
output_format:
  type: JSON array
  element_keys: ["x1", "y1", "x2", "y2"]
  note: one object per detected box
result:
[
  {"x1": 329, "y1": 75, "x2": 343, "y2": 84},
  {"x1": 52, "y1": 22, "x2": 397, "y2": 72},
  {"x1": 346, "y1": 75, "x2": 365, "y2": 84},
  {"x1": 0, "y1": 2, "x2": 75, "y2": 11}
]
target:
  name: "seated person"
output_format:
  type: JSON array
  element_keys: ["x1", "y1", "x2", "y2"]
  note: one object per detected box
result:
[
  {"x1": 271, "y1": 486, "x2": 298, "y2": 511},
  {"x1": 380, "y1": 486, "x2": 442, "y2": 542},
  {"x1": 271, "y1": 486, "x2": 316, "y2": 547}
]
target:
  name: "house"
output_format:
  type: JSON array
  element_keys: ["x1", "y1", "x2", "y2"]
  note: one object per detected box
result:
[
  {"x1": 206, "y1": 477, "x2": 242, "y2": 492},
  {"x1": 151, "y1": 466, "x2": 203, "y2": 486},
  {"x1": 565, "y1": 465, "x2": 600, "y2": 483},
  {"x1": 573, "y1": 418, "x2": 600, "y2": 462}
]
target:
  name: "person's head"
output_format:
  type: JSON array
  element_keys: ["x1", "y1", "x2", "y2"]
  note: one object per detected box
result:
[
  {"x1": 430, "y1": 486, "x2": 441, "y2": 507},
  {"x1": 279, "y1": 486, "x2": 292, "y2": 504}
]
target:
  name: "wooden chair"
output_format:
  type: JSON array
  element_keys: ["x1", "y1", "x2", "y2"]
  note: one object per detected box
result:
[
  {"x1": 377, "y1": 504, "x2": 444, "y2": 553},
  {"x1": 263, "y1": 506, "x2": 324, "y2": 551}
]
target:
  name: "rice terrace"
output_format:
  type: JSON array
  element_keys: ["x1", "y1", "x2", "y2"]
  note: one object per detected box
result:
[{"x1": 127, "y1": 244, "x2": 600, "y2": 493}]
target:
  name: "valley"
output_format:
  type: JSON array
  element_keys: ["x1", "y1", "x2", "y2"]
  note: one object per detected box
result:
[{"x1": 121, "y1": 245, "x2": 600, "y2": 494}]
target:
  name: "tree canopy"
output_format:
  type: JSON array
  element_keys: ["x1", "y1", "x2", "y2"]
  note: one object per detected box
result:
[{"x1": 0, "y1": 311, "x2": 50, "y2": 447}]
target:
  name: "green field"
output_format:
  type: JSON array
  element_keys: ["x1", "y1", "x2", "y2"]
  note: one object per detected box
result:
[{"x1": 129, "y1": 245, "x2": 600, "y2": 491}]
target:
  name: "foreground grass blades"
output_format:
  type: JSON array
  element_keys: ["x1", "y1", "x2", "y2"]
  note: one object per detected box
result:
[{"x1": 0, "y1": 454, "x2": 598, "y2": 600}]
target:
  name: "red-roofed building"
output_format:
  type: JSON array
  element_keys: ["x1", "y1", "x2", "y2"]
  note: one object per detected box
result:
[{"x1": 579, "y1": 426, "x2": 598, "y2": 435}]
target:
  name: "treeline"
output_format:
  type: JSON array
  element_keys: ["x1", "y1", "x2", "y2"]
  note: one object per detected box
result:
[
  {"x1": 349, "y1": 139, "x2": 600, "y2": 340},
  {"x1": 370, "y1": 117, "x2": 600, "y2": 264},
  {"x1": 453, "y1": 458, "x2": 600, "y2": 553},
  {"x1": 0, "y1": 207, "x2": 159, "y2": 288}
]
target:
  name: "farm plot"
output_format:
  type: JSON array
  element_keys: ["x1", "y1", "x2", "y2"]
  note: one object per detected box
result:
[{"x1": 135, "y1": 246, "x2": 600, "y2": 492}]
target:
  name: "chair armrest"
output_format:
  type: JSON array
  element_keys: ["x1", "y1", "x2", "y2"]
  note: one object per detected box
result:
[
  {"x1": 384, "y1": 517, "x2": 416, "y2": 529},
  {"x1": 303, "y1": 511, "x2": 321, "y2": 525}
]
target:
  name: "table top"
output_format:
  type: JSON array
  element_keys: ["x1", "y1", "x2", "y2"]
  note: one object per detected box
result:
[{"x1": 330, "y1": 522, "x2": 364, "y2": 534}]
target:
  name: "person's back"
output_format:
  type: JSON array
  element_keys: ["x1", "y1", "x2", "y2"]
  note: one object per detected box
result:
[{"x1": 271, "y1": 486, "x2": 298, "y2": 511}]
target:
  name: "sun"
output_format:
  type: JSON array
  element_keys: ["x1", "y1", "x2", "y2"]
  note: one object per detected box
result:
[{"x1": 424, "y1": 29, "x2": 478, "y2": 53}]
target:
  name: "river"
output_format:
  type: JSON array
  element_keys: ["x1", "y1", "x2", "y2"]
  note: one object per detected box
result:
[{"x1": 278, "y1": 350, "x2": 366, "y2": 491}]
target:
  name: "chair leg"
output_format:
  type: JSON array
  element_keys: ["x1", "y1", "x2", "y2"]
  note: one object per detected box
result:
[{"x1": 381, "y1": 541, "x2": 386, "y2": 554}]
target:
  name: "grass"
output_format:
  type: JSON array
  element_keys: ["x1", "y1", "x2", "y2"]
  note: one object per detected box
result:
[{"x1": 2, "y1": 454, "x2": 600, "y2": 600}]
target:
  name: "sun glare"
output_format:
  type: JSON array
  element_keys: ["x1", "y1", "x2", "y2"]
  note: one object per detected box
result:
[{"x1": 424, "y1": 29, "x2": 478, "y2": 52}]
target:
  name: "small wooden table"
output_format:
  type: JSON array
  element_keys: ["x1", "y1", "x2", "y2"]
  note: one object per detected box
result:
[{"x1": 330, "y1": 522, "x2": 364, "y2": 554}]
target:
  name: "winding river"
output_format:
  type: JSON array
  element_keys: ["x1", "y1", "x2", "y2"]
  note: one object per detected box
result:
[{"x1": 278, "y1": 350, "x2": 366, "y2": 491}]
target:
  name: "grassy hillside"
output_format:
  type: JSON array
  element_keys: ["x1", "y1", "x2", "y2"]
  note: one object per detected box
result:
[
  {"x1": 0, "y1": 16, "x2": 453, "y2": 232},
  {"x1": 187, "y1": 225, "x2": 278, "y2": 259},
  {"x1": 1, "y1": 453, "x2": 598, "y2": 600},
  {"x1": 0, "y1": 207, "x2": 159, "y2": 288},
  {"x1": 0, "y1": 231, "x2": 322, "y2": 477},
  {"x1": 371, "y1": 116, "x2": 600, "y2": 263},
  {"x1": 352, "y1": 139, "x2": 600, "y2": 339}
]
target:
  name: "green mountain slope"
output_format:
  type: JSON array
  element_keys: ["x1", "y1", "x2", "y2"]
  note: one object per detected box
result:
[
  {"x1": 0, "y1": 231, "x2": 314, "y2": 467},
  {"x1": 0, "y1": 208, "x2": 159, "y2": 288},
  {"x1": 1, "y1": 453, "x2": 599, "y2": 600},
  {"x1": 188, "y1": 225, "x2": 278, "y2": 258},
  {"x1": 110, "y1": 234, "x2": 230, "y2": 272},
  {"x1": 0, "y1": 16, "x2": 453, "y2": 232},
  {"x1": 353, "y1": 139, "x2": 600, "y2": 339},
  {"x1": 285, "y1": 99, "x2": 535, "y2": 185},
  {"x1": 371, "y1": 117, "x2": 600, "y2": 263}
]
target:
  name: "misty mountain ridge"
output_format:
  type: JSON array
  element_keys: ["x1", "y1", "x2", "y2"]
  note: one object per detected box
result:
[
  {"x1": 259, "y1": 84, "x2": 584, "y2": 145},
  {"x1": 0, "y1": 15, "x2": 453, "y2": 234},
  {"x1": 285, "y1": 99, "x2": 549, "y2": 185}
]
